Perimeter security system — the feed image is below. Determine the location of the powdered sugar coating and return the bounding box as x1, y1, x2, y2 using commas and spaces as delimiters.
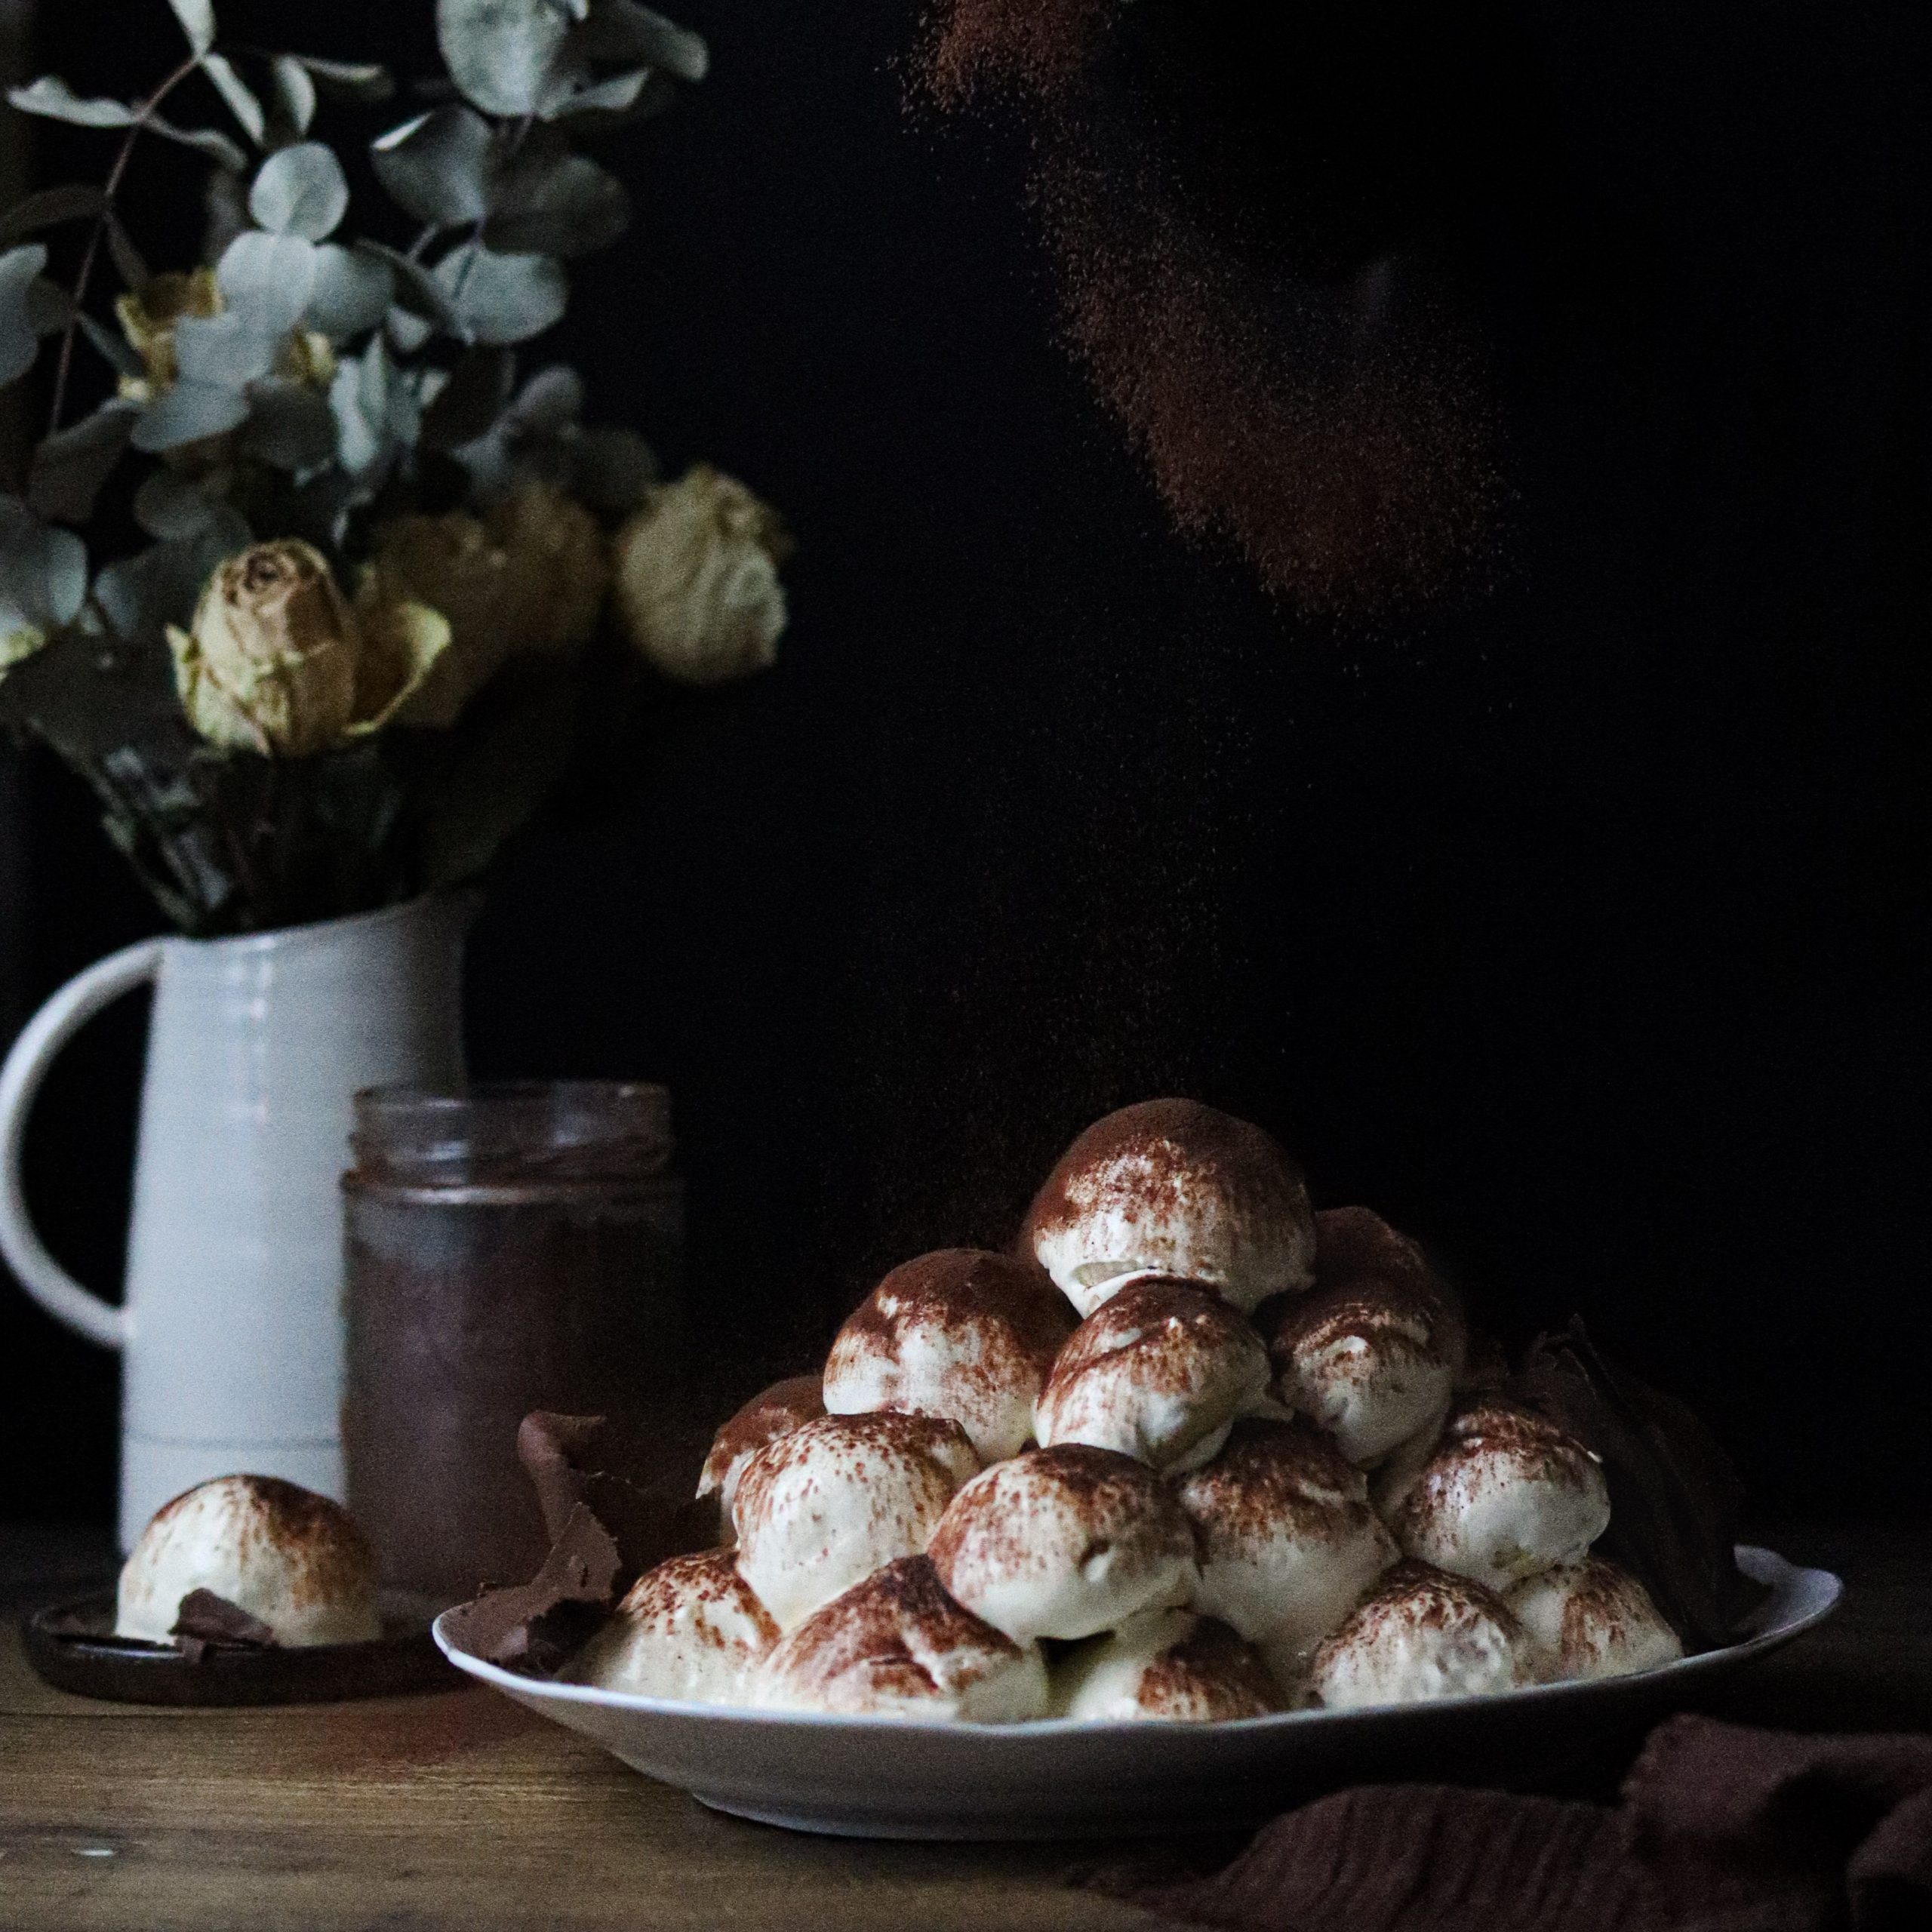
1173, 1417, 1397, 1671
754, 1555, 1048, 1721
1051, 1609, 1283, 1721
1308, 1561, 1527, 1708
568, 1549, 779, 1703
823, 1249, 1076, 1461
1505, 1557, 1683, 1682
1034, 1277, 1276, 1472
732, 1411, 979, 1629
1023, 1100, 1315, 1317
928, 1444, 1197, 1642
1390, 1399, 1611, 1592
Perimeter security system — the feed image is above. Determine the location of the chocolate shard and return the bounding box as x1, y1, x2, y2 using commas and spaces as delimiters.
441, 1503, 623, 1675
515, 1411, 718, 1590
1508, 1319, 1768, 1652
171, 1589, 277, 1660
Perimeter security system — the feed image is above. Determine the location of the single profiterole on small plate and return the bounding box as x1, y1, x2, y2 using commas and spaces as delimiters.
434, 1098, 1842, 1837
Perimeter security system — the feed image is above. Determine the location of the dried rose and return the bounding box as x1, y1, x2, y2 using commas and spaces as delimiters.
167, 541, 449, 758
614, 466, 789, 686
363, 483, 610, 730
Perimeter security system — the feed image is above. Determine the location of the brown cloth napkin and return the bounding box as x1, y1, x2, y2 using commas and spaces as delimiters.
1104, 1716, 1932, 1932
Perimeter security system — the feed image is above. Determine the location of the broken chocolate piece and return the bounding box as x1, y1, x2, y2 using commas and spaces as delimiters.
1509, 1320, 1768, 1652
516, 1411, 718, 1590
441, 1503, 623, 1675
170, 1588, 277, 1661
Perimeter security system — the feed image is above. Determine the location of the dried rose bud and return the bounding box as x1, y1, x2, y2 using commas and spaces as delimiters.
168, 540, 448, 758
614, 465, 789, 685
365, 483, 610, 729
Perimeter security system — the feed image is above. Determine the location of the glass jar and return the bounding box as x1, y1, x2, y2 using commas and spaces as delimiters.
342, 1083, 687, 1600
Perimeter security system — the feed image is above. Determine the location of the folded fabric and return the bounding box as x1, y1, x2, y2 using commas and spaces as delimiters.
1101, 1715, 1932, 1932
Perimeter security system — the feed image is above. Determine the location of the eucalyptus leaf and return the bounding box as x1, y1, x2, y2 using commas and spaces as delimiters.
130, 378, 251, 453
0, 243, 48, 387
217, 229, 318, 335
249, 143, 349, 240
358, 241, 464, 335
135, 467, 242, 540
371, 106, 492, 229
0, 498, 88, 629
78, 312, 143, 377
293, 56, 395, 102
168, 0, 217, 57
486, 146, 628, 257
106, 214, 149, 293
174, 310, 280, 388
95, 528, 245, 641
200, 53, 266, 147
329, 353, 384, 473
266, 56, 318, 141
385, 304, 433, 354
540, 65, 649, 120
0, 184, 108, 247
577, 2, 708, 82
242, 380, 338, 471
435, 245, 565, 346
306, 243, 392, 337
28, 404, 137, 523
147, 115, 250, 173
419, 346, 514, 450
438, 0, 577, 116
8, 78, 138, 129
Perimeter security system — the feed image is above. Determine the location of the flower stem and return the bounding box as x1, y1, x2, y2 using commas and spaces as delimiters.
47, 52, 205, 438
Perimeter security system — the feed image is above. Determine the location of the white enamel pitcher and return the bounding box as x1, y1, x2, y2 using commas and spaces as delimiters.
0, 896, 472, 1550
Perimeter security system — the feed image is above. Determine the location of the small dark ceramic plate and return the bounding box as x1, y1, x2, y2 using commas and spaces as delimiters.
22, 1590, 460, 1706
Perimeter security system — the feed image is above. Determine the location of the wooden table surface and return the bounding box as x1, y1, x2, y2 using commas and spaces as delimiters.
2, 1522, 1927, 1932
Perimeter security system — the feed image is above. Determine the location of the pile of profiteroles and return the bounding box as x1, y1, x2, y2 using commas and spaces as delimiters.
568, 1099, 1684, 1721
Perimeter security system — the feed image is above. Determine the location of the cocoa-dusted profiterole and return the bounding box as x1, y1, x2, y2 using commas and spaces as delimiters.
115, 1474, 381, 1648
753, 1555, 1049, 1721
694, 1375, 826, 1522
1022, 1099, 1316, 1317
1504, 1557, 1682, 1683
731, 1411, 978, 1629
1032, 1275, 1277, 1472
1307, 1561, 1528, 1709
822, 1249, 1076, 1462
1050, 1608, 1284, 1722
928, 1444, 1197, 1643
568, 1549, 780, 1701
1268, 1207, 1469, 1468
1389, 1399, 1612, 1592
1173, 1417, 1398, 1676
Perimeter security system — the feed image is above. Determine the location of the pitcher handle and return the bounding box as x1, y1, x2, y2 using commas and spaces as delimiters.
0, 939, 165, 1349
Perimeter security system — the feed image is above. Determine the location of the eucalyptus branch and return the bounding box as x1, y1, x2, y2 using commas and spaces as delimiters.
48, 52, 205, 436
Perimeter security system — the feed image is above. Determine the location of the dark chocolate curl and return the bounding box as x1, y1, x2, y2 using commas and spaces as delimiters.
1509, 1320, 1767, 1652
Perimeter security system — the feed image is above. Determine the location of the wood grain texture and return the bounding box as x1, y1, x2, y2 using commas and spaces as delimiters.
2, 1524, 1927, 1931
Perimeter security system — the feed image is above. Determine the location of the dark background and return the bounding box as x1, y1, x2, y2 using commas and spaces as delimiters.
2, 1, 1926, 1526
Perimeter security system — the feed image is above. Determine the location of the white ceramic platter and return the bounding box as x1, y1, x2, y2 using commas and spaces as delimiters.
434, 1545, 1840, 1840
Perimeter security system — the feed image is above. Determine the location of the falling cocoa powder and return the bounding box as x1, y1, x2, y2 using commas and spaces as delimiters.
915, 0, 1508, 615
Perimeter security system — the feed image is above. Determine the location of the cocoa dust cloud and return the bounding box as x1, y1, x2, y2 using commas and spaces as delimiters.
918, 0, 1515, 617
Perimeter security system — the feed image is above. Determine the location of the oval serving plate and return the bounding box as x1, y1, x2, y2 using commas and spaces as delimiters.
24, 1589, 460, 1706
433, 1544, 1841, 1840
